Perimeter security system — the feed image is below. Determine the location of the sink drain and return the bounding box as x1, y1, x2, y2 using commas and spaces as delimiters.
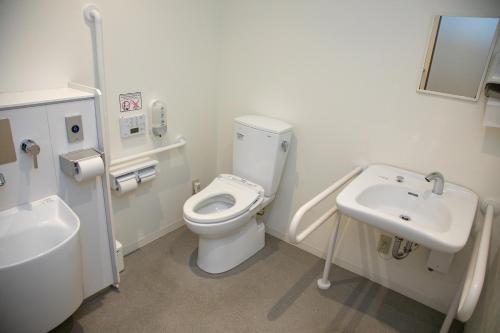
399, 214, 411, 222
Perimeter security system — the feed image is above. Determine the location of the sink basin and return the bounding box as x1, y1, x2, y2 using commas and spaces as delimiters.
336, 165, 478, 253
0, 195, 83, 333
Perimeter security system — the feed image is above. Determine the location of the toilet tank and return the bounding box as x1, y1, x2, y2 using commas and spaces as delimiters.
233, 115, 292, 197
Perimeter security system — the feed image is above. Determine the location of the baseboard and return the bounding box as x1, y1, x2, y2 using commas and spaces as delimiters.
123, 220, 185, 255
266, 226, 325, 258
265, 226, 446, 313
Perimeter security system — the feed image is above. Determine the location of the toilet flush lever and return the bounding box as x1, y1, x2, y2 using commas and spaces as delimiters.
281, 140, 289, 152
21, 139, 40, 169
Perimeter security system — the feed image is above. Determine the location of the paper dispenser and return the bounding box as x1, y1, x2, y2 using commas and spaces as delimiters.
484, 52, 500, 128
485, 52, 500, 98
59, 148, 105, 182
109, 158, 158, 194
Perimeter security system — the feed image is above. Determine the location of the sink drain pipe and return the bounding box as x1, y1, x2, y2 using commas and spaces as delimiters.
392, 236, 418, 260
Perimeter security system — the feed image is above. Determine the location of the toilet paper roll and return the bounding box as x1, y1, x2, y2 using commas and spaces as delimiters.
138, 167, 156, 184
75, 156, 105, 182
117, 177, 138, 194
139, 174, 156, 184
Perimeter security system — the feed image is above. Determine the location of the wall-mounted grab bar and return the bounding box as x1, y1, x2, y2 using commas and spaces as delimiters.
440, 200, 498, 333
289, 167, 363, 243
458, 203, 495, 321
288, 166, 363, 289
80, 4, 121, 286
110, 136, 186, 166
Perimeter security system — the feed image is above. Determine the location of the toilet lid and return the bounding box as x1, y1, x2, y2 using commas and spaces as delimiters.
183, 174, 264, 224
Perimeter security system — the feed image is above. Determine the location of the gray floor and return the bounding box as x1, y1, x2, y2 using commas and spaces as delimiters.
53, 227, 463, 333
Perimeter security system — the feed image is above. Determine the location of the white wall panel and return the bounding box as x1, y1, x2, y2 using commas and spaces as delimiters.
0, 97, 114, 298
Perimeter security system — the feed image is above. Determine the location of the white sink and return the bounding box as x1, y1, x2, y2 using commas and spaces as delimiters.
0, 195, 83, 333
336, 164, 478, 253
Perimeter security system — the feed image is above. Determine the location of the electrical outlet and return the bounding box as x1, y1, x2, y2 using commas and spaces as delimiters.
378, 234, 393, 254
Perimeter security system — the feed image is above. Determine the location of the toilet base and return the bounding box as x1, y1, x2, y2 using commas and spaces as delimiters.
197, 218, 265, 274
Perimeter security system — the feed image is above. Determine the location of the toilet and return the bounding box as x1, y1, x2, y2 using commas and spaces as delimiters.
183, 115, 292, 273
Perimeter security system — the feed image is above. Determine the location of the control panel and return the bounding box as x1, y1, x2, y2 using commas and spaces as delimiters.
65, 115, 84, 143
119, 114, 145, 138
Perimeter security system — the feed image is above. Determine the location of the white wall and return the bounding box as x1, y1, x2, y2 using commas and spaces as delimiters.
215, 0, 500, 312
0, 0, 222, 253
3, 0, 500, 321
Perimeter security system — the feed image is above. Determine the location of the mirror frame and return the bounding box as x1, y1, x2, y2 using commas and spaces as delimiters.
417, 15, 500, 102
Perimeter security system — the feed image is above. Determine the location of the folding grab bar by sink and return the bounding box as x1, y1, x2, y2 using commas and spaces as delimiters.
440, 200, 498, 333
289, 164, 497, 331
288, 166, 363, 289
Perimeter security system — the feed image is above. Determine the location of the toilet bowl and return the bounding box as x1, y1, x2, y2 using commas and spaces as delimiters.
183, 174, 266, 273
183, 115, 292, 274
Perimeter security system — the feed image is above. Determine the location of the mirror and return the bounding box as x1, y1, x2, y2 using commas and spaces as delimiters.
418, 16, 499, 101
0, 119, 17, 165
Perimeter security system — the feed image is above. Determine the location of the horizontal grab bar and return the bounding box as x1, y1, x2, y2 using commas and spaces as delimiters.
110, 136, 186, 166
288, 166, 363, 244
295, 206, 339, 243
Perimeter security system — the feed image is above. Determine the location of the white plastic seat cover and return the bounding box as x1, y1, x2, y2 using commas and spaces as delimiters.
183, 174, 264, 224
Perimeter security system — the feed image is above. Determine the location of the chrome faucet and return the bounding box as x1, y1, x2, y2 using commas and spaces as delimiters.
21, 139, 40, 169
425, 171, 444, 195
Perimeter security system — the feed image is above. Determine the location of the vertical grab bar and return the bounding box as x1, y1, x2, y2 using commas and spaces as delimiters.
83, 5, 120, 286
288, 166, 363, 289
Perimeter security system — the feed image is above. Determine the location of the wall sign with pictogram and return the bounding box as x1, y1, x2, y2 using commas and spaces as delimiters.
119, 92, 142, 112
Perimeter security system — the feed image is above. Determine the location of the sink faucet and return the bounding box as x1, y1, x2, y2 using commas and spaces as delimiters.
21, 139, 40, 169
425, 171, 444, 195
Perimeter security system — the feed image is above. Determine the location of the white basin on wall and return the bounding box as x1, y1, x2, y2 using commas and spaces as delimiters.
337, 164, 478, 253
0, 195, 83, 333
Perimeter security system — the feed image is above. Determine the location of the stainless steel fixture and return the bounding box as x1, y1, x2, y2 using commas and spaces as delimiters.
59, 148, 104, 178
425, 171, 444, 195
21, 139, 40, 169
392, 236, 418, 260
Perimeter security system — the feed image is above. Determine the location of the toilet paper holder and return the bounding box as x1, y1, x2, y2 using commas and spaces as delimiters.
109, 158, 159, 191
59, 148, 104, 178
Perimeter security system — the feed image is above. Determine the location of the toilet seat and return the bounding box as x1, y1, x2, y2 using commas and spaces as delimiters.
183, 174, 264, 224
